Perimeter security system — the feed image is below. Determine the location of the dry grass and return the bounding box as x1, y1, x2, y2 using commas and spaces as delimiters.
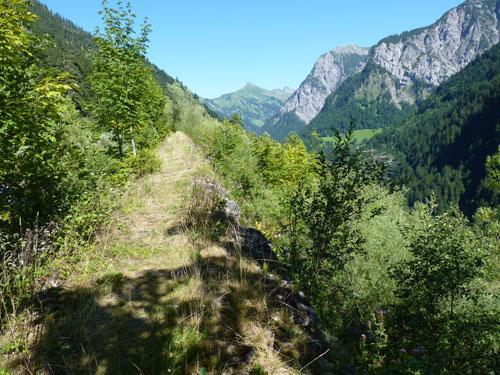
1, 132, 313, 374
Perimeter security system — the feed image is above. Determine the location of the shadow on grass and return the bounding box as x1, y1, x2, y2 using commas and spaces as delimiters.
21, 253, 279, 374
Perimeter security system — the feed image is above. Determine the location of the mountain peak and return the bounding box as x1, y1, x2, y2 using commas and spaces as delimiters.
243, 82, 259, 88
204, 83, 294, 132
330, 45, 370, 55
263, 44, 370, 131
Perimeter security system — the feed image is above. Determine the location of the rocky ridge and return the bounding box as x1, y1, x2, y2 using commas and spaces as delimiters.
274, 45, 369, 125
262, 46, 369, 138
371, 0, 499, 88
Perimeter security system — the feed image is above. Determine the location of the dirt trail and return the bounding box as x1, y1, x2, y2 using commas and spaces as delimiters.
92, 131, 206, 278
2, 132, 306, 374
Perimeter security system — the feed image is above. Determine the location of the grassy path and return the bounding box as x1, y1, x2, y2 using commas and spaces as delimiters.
2, 132, 304, 374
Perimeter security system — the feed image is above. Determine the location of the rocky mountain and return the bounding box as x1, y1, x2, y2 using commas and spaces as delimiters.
261, 45, 369, 140
204, 83, 294, 132
369, 41, 500, 215
269, 0, 500, 140
370, 0, 499, 87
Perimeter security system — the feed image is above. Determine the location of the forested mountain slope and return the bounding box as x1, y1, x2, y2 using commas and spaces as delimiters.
30, 0, 176, 95
369, 42, 500, 215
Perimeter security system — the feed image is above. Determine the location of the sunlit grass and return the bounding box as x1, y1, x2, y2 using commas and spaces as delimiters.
322, 128, 383, 143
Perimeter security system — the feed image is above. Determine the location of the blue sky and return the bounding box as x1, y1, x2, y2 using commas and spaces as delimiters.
40, 0, 463, 98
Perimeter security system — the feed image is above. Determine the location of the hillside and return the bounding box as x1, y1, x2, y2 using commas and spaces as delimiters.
270, 0, 500, 139
369, 42, 500, 215
306, 63, 420, 135
204, 83, 293, 133
1, 1, 498, 373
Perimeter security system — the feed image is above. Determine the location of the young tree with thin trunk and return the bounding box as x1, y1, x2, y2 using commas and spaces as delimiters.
89, 0, 165, 158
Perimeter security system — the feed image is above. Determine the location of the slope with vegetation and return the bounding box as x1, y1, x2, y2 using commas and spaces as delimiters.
307, 63, 422, 135
369, 42, 500, 215
29, 0, 177, 99
2, 130, 327, 373
205, 82, 293, 133
0, 0, 169, 349
170, 85, 500, 373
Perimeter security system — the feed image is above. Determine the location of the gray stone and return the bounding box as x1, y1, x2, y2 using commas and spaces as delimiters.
267, 45, 369, 127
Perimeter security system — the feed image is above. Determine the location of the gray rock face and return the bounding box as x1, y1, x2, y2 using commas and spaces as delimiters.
268, 45, 369, 126
370, 0, 499, 89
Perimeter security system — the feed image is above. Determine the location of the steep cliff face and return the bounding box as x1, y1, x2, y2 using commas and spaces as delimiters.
371, 0, 499, 87
261, 46, 369, 140
271, 0, 500, 139
277, 46, 369, 124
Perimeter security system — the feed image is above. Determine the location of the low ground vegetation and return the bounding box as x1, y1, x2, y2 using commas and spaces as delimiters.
170, 83, 499, 372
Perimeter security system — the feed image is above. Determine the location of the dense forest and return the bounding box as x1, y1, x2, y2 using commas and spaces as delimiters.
0, 0, 498, 373
369, 42, 500, 215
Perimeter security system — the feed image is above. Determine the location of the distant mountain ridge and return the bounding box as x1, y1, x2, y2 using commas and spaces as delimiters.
204, 83, 294, 132
266, 0, 500, 140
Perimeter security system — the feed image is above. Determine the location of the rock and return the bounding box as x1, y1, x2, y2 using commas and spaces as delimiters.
263, 45, 369, 135
192, 178, 241, 224
199, 178, 326, 339
239, 227, 279, 266
224, 199, 241, 222
370, 0, 499, 88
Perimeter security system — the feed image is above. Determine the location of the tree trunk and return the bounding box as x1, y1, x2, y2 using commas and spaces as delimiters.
118, 133, 123, 158
130, 127, 136, 156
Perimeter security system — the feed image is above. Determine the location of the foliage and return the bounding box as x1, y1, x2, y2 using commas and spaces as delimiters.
389, 205, 497, 372
88, 0, 166, 157
279, 128, 385, 328
0, 0, 170, 329
29, 0, 94, 109
0, 0, 73, 226
29, 0, 176, 102
142, 57, 499, 373
1, 1, 497, 372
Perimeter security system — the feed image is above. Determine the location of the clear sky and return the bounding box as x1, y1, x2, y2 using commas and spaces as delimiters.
40, 0, 463, 98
